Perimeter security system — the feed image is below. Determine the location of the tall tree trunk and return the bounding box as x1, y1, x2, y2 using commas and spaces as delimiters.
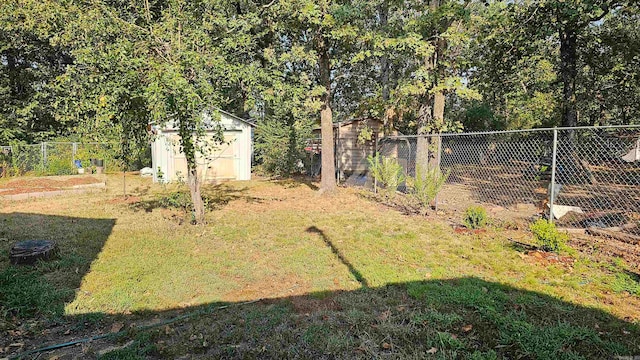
416, 99, 433, 173
187, 164, 205, 224
430, 89, 445, 169
318, 36, 336, 193
559, 26, 578, 128
557, 25, 594, 184
379, 1, 392, 135
416, 2, 446, 174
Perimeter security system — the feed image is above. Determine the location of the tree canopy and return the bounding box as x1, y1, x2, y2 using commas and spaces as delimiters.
1, 0, 639, 218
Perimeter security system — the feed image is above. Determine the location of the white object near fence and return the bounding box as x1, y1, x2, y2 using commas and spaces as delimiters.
621, 138, 640, 162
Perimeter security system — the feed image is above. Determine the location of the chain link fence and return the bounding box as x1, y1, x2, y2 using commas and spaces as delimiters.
346, 125, 640, 234
0, 142, 122, 177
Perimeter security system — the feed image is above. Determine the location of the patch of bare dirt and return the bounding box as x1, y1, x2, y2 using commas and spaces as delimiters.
0, 176, 102, 192
453, 226, 487, 235
107, 195, 142, 205
522, 250, 575, 267
286, 294, 343, 314
572, 235, 640, 273
0, 187, 58, 195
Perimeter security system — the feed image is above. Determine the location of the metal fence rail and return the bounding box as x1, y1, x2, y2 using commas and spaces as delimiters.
363, 125, 640, 231
0, 142, 121, 177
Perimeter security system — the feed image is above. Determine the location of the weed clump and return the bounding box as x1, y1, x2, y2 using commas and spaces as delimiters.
463, 206, 487, 229
367, 154, 405, 197
530, 219, 569, 253
406, 166, 449, 213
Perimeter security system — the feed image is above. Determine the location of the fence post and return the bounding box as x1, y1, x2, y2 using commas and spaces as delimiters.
373, 134, 378, 194
41, 142, 47, 169
72, 142, 77, 164
549, 128, 558, 223
435, 133, 442, 212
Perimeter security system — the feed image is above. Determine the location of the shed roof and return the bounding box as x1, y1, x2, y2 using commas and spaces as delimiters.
154, 108, 255, 131
312, 117, 388, 131
217, 109, 256, 127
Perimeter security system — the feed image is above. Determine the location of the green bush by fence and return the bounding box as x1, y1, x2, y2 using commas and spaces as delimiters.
0, 142, 123, 176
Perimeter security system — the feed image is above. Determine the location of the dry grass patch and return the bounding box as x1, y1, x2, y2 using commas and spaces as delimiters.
0, 174, 639, 359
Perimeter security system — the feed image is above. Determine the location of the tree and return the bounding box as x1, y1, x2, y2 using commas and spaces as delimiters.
463, 1, 561, 130
0, 0, 72, 144
377, 0, 477, 169
578, 6, 640, 125
274, 0, 367, 193
541, 0, 622, 127
466, 1, 635, 129
56, 0, 264, 223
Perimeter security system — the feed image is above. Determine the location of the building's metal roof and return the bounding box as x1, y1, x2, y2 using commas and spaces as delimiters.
154, 108, 255, 131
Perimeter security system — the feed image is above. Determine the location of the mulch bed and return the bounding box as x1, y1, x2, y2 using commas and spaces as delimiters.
453, 226, 487, 235
523, 250, 576, 267
0, 176, 103, 195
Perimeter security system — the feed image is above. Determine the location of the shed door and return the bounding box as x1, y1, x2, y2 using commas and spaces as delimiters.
202, 131, 241, 181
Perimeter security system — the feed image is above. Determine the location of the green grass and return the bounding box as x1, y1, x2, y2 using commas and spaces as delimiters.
1, 175, 639, 358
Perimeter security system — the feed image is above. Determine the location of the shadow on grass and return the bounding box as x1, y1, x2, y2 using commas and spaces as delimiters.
6, 278, 639, 359
306, 226, 369, 287
129, 183, 264, 213
505, 238, 539, 253
0, 213, 115, 320
2, 215, 640, 359
269, 176, 319, 191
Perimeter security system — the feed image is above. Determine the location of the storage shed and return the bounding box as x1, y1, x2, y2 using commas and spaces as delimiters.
311, 117, 398, 174
151, 110, 254, 183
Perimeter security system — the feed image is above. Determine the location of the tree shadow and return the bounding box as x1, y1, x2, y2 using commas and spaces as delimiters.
7, 277, 640, 359
129, 183, 264, 213
306, 226, 369, 287
0, 213, 115, 320
3, 215, 640, 359
269, 176, 319, 191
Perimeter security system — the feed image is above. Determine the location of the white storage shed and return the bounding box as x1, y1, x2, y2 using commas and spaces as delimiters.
151, 110, 254, 183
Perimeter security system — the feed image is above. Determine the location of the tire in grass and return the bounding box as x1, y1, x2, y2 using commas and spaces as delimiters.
9, 240, 58, 265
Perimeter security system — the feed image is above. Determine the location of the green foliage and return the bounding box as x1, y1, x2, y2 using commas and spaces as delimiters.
42, 155, 75, 175
356, 125, 373, 145
0, 0, 71, 144
254, 117, 313, 177
610, 271, 640, 296
0, 266, 65, 319
157, 191, 203, 213
463, 206, 487, 230
406, 166, 450, 212
529, 219, 569, 253
367, 154, 405, 197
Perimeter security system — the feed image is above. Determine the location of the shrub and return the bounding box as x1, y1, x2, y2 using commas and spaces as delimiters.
254, 117, 313, 176
159, 191, 193, 211
464, 206, 487, 229
367, 154, 405, 197
43, 155, 76, 175
406, 166, 450, 211
529, 219, 569, 253
156, 191, 218, 213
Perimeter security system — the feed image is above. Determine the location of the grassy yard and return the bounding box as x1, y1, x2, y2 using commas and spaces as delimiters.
1, 174, 639, 359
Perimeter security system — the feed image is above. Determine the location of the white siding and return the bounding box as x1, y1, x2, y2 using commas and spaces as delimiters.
151, 112, 253, 183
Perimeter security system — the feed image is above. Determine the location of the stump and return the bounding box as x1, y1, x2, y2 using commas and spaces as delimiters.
9, 240, 58, 265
